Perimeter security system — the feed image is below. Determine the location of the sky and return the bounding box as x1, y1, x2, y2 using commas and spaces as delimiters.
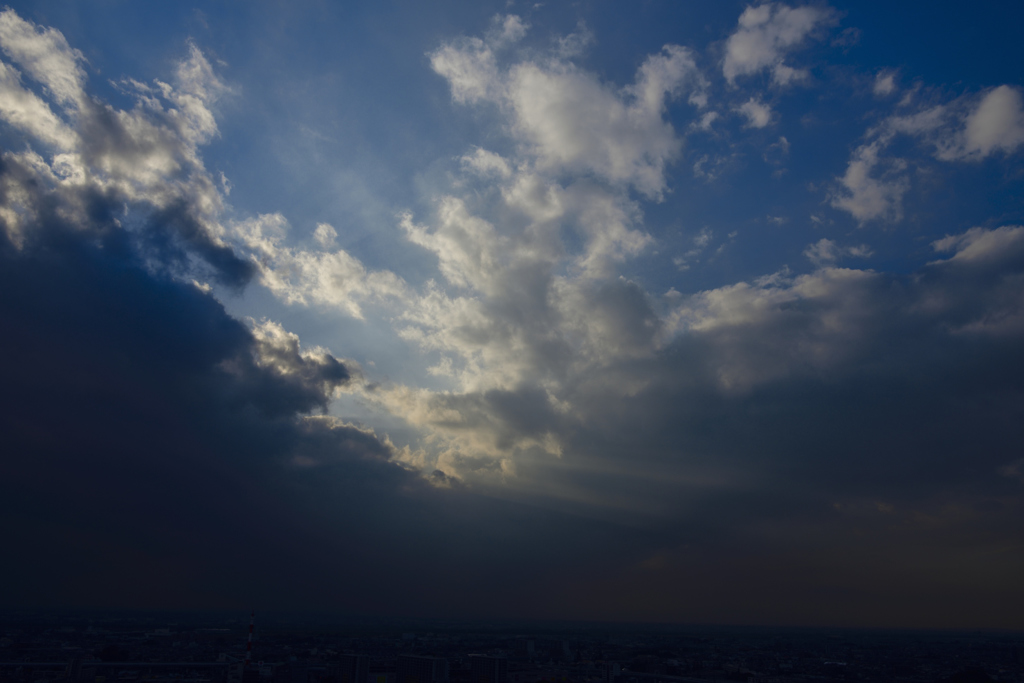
1, 0, 1023, 629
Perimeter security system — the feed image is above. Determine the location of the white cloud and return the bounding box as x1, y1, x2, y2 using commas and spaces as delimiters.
0, 9, 86, 108
873, 70, 896, 97
959, 85, 1024, 159
0, 9, 89, 151
313, 222, 337, 248
692, 111, 719, 131
722, 3, 834, 86
461, 147, 512, 178
878, 86, 1024, 164
770, 63, 808, 86
431, 22, 707, 199
736, 97, 772, 128
830, 141, 908, 223
427, 14, 528, 106
630, 43, 708, 110
832, 85, 1024, 222
930, 225, 1024, 264
506, 49, 689, 199
492, 14, 529, 46
430, 37, 500, 105
233, 213, 409, 319
554, 23, 594, 59
803, 238, 873, 266
158, 41, 231, 148
0, 59, 76, 149
401, 198, 504, 293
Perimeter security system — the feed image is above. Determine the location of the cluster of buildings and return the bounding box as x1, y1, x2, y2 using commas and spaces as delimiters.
1, 614, 1022, 683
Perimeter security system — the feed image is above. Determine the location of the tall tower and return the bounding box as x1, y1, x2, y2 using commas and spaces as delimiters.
241, 613, 259, 683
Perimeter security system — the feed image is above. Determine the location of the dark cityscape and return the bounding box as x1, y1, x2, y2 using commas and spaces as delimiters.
1, 614, 1022, 683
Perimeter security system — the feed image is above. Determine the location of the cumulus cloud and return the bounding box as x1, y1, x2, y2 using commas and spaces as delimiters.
692, 110, 719, 131
395, 214, 1024, 509
833, 85, 1024, 222
803, 238, 873, 266
873, 70, 897, 97
374, 19, 1024, 527
736, 96, 773, 128
0, 59, 76, 149
233, 213, 408, 319
429, 39, 500, 105
505, 52, 688, 199
461, 147, 513, 178
830, 142, 908, 223
951, 85, 1024, 160
0, 9, 86, 108
364, 21, 717, 432
431, 21, 707, 199
722, 3, 834, 86
931, 225, 1024, 264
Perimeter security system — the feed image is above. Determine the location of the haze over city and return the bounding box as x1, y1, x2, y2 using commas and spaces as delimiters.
1, 0, 1023, 633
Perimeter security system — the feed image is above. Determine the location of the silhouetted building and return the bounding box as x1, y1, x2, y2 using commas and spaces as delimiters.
279, 664, 309, 683
397, 656, 449, 683
66, 658, 94, 683
368, 663, 395, 683
469, 656, 506, 683
512, 640, 535, 661
242, 665, 261, 683
330, 655, 369, 683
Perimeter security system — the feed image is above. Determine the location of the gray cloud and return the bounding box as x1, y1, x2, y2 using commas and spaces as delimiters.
722, 3, 835, 86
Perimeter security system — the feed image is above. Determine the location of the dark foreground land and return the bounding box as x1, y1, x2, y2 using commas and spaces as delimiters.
0, 613, 1020, 683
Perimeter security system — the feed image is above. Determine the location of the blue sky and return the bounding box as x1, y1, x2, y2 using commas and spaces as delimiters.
1, 1, 1024, 626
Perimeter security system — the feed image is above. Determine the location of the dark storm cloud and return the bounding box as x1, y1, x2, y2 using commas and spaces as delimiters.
0, 15, 639, 618
0, 150, 361, 595
142, 199, 256, 288
0, 149, 634, 616
497, 241, 1024, 626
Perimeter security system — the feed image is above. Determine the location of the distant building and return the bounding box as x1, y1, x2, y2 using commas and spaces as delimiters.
396, 656, 449, 683
512, 641, 535, 661
241, 665, 261, 683
278, 664, 309, 683
66, 658, 96, 683
367, 663, 395, 683
330, 655, 369, 683
469, 656, 506, 683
